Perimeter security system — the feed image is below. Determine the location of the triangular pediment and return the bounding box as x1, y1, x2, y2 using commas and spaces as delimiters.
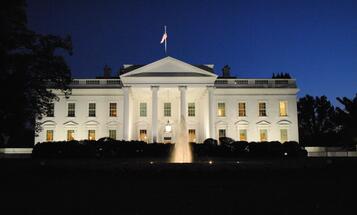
235, 120, 249, 126
256, 120, 271, 126
120, 56, 217, 78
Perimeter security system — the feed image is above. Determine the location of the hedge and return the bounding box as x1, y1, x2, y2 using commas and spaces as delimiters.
32, 138, 307, 159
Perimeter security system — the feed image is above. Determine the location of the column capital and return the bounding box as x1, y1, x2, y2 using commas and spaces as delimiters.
207, 86, 215, 92
123, 86, 131, 92
178, 85, 187, 91
151, 86, 160, 91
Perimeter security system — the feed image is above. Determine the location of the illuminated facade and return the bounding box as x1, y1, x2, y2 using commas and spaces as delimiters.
35, 56, 299, 144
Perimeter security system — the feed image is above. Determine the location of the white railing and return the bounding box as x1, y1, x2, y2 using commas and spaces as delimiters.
70, 79, 122, 88
214, 79, 297, 88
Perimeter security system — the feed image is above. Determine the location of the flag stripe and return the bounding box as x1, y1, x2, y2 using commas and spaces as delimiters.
160, 32, 167, 44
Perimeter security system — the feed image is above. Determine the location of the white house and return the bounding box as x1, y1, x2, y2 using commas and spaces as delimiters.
35, 56, 299, 144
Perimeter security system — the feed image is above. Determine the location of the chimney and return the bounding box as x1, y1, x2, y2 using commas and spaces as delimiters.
103, 65, 111, 78
222, 65, 231, 77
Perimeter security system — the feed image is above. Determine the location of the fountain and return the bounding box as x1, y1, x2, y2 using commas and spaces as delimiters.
171, 116, 192, 163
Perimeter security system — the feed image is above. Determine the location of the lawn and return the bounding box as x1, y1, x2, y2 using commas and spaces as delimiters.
0, 157, 356, 214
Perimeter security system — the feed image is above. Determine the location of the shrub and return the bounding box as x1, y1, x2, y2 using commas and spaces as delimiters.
203, 138, 218, 146
32, 140, 173, 159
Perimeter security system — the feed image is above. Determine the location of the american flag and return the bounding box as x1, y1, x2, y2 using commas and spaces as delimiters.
160, 29, 167, 44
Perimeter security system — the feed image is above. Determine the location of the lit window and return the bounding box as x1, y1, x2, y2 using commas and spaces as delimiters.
188, 129, 196, 142
140, 102, 147, 117
67, 130, 75, 141
165, 121, 172, 133
239, 129, 247, 141
279, 101, 288, 117
164, 103, 171, 117
238, 102, 246, 117
259, 102, 267, 117
139, 130, 147, 142
46, 103, 54, 117
280, 129, 288, 143
260, 129, 268, 142
67, 103, 75, 117
88, 103, 96, 117
109, 130, 116, 140
88, 130, 96, 140
217, 102, 225, 117
188, 103, 195, 117
218, 129, 226, 138
109, 103, 117, 117
46, 130, 53, 142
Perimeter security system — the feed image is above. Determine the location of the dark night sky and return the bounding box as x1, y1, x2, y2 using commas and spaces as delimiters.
27, 0, 357, 102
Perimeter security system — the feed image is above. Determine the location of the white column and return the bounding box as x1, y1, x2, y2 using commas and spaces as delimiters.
208, 86, 216, 139
123, 86, 130, 140
179, 86, 187, 121
151, 86, 159, 143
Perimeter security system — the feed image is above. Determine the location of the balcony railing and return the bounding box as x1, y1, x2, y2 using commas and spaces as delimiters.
214, 79, 297, 88
69, 79, 122, 88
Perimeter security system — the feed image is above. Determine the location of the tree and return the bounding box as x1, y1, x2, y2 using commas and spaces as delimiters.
336, 94, 357, 147
0, 0, 72, 146
297, 95, 337, 146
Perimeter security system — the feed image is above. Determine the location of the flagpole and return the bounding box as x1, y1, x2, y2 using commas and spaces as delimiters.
164, 25, 167, 55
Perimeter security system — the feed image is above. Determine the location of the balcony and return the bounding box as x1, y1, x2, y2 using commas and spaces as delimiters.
214, 79, 297, 88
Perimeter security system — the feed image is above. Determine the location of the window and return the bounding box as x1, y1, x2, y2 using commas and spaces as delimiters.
67, 130, 75, 141
67, 103, 75, 117
88, 103, 96, 117
218, 129, 226, 138
164, 103, 171, 117
139, 130, 147, 142
279, 101, 288, 117
109, 103, 117, 117
109, 130, 116, 140
280, 129, 288, 143
239, 129, 247, 141
260, 129, 268, 142
259, 102, 267, 117
140, 102, 147, 117
238, 102, 246, 117
188, 129, 196, 142
88, 130, 96, 140
188, 103, 195, 117
46, 130, 53, 142
46, 103, 54, 117
217, 102, 225, 117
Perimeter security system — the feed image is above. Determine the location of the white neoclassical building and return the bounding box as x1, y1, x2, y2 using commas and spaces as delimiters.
35, 56, 299, 144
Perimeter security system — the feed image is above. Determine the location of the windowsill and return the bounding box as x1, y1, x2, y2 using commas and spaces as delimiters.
67, 116, 76, 118
258, 115, 268, 117
279, 115, 288, 117
238, 115, 247, 118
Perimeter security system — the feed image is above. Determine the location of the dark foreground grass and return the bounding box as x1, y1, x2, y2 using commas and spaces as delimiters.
0, 158, 356, 215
